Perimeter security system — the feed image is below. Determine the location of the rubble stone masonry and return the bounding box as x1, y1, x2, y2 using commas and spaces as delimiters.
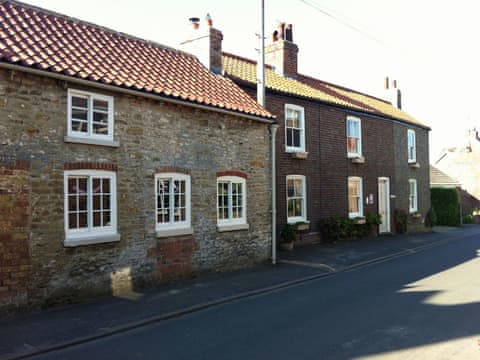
0, 68, 272, 311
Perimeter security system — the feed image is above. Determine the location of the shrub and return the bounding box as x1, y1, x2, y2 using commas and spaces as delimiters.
394, 209, 408, 233
431, 188, 461, 226
463, 214, 474, 224
280, 223, 296, 243
319, 214, 381, 242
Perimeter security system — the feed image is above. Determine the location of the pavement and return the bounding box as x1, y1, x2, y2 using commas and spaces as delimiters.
0, 225, 474, 360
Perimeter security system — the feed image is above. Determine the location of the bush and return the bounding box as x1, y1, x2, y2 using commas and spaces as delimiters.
431, 188, 461, 226
394, 209, 408, 234
463, 214, 474, 224
319, 214, 381, 243
280, 223, 296, 243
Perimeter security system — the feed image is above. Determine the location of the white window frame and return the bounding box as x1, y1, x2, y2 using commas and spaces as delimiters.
346, 116, 362, 158
285, 104, 306, 153
64, 170, 118, 246
407, 129, 416, 163
155, 173, 191, 233
67, 89, 114, 142
217, 176, 247, 227
409, 179, 418, 213
348, 176, 364, 218
286, 175, 307, 223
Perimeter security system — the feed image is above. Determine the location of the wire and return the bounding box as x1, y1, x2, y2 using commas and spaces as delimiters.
299, 0, 387, 47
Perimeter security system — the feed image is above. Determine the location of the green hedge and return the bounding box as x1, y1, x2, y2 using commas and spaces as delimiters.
431, 188, 461, 226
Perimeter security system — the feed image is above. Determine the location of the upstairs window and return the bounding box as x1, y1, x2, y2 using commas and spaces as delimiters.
409, 179, 418, 213
346, 116, 362, 157
348, 176, 363, 218
285, 104, 305, 152
217, 176, 247, 226
407, 129, 416, 163
67, 89, 114, 141
155, 173, 191, 231
286, 175, 307, 223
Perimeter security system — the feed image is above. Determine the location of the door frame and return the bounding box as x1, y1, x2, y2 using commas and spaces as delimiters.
378, 177, 391, 233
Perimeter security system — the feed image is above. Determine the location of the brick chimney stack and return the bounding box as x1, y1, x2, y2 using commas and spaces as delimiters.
180, 14, 223, 74
265, 23, 299, 78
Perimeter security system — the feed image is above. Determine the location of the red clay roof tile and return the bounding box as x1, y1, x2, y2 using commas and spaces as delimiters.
0, 1, 274, 121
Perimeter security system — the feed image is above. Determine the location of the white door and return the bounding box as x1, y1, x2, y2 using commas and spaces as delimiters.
378, 177, 391, 233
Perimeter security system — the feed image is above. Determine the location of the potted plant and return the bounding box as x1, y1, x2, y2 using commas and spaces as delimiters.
279, 223, 296, 251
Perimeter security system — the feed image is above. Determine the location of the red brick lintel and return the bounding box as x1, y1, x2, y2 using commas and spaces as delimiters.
155, 167, 190, 175
216, 170, 248, 179
64, 162, 117, 171
0, 158, 30, 170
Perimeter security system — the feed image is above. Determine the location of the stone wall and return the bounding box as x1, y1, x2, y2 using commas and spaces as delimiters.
0, 68, 272, 311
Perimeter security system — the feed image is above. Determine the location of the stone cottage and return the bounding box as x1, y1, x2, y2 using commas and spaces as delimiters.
0, 1, 276, 312
189, 21, 431, 242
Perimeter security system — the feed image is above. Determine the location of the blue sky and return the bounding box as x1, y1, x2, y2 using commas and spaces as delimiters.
22, 0, 480, 157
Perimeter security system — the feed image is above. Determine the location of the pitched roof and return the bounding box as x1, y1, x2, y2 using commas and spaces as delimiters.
223, 52, 428, 128
430, 165, 460, 187
0, 1, 274, 121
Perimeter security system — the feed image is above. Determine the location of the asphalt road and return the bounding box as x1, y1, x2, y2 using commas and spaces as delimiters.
32, 231, 480, 360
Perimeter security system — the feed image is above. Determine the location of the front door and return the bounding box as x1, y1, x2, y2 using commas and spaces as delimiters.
378, 177, 391, 233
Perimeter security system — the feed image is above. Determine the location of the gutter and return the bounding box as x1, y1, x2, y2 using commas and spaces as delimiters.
0, 62, 276, 125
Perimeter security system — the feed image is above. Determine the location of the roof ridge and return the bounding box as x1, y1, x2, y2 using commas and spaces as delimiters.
298, 73, 390, 105
223, 51, 390, 105
222, 51, 273, 70
2, 0, 197, 59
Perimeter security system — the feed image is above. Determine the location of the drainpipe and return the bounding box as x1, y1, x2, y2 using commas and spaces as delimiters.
270, 124, 279, 264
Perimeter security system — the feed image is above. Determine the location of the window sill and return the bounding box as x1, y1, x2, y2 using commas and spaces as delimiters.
156, 227, 194, 238
409, 162, 420, 169
349, 156, 365, 164
64, 233, 121, 247
290, 151, 308, 159
217, 223, 250, 232
64, 136, 120, 148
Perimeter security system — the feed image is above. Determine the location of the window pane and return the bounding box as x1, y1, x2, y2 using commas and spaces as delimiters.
68, 195, 77, 211
72, 108, 88, 121
347, 137, 357, 153
71, 120, 87, 133
93, 123, 108, 135
103, 211, 111, 226
78, 195, 87, 211
93, 111, 109, 124
287, 180, 295, 197
93, 211, 101, 227
102, 179, 110, 194
103, 195, 110, 210
72, 96, 88, 108
294, 179, 303, 196
92, 178, 101, 193
93, 99, 109, 112
78, 211, 88, 228
93, 195, 101, 211
68, 212, 77, 229
288, 199, 295, 217
293, 129, 300, 147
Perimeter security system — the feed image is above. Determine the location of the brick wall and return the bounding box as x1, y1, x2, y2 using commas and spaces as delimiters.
0, 158, 31, 312
241, 86, 397, 242
393, 122, 430, 232
0, 68, 272, 311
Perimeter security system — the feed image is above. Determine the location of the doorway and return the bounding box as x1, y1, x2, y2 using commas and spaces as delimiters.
378, 177, 391, 233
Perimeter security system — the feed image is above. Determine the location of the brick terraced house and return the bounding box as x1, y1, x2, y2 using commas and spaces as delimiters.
0, 1, 277, 312
192, 21, 431, 243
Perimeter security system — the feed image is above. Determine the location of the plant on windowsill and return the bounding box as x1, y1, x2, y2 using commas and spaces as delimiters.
279, 223, 296, 251
352, 216, 366, 225
295, 221, 310, 231
411, 211, 422, 219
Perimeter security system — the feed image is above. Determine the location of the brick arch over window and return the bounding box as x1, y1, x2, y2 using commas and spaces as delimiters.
64, 162, 117, 171
216, 170, 248, 179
